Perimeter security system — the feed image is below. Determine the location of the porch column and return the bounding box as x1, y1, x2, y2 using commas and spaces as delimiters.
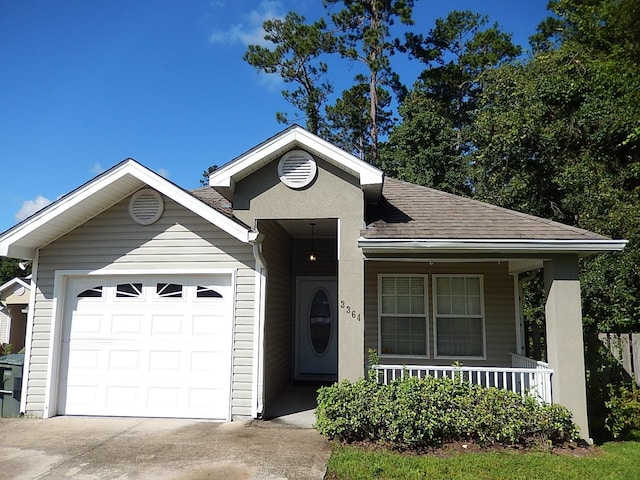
338, 220, 365, 381
543, 254, 590, 440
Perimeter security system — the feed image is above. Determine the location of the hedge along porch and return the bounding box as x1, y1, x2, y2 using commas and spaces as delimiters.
0, 125, 626, 441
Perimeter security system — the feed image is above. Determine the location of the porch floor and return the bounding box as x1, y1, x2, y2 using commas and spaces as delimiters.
262, 384, 323, 429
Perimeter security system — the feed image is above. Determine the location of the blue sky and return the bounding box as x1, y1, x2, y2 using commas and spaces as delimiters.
0, 0, 549, 234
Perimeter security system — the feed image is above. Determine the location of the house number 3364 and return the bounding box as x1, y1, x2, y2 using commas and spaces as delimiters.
340, 300, 361, 321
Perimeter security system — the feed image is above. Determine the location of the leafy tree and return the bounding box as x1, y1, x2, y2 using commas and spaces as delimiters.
326, 0, 415, 164
379, 90, 467, 194
322, 77, 393, 160
381, 10, 519, 194
0, 257, 27, 284
405, 10, 521, 153
471, 0, 640, 338
243, 12, 337, 134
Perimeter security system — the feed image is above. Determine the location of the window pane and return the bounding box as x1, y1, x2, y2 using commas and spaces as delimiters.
451, 277, 466, 296
467, 295, 481, 315
436, 277, 448, 295
411, 294, 425, 315
78, 286, 103, 298
156, 283, 183, 298
381, 316, 426, 355
436, 317, 483, 357
381, 277, 396, 296
410, 277, 424, 295
396, 295, 411, 314
466, 277, 480, 295
436, 294, 450, 315
381, 295, 395, 314
116, 283, 142, 298
196, 286, 222, 298
396, 277, 410, 293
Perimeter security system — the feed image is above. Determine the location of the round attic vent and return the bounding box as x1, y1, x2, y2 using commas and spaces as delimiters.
277, 150, 317, 189
129, 188, 164, 225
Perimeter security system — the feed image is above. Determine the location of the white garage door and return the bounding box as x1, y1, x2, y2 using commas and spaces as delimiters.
58, 275, 233, 420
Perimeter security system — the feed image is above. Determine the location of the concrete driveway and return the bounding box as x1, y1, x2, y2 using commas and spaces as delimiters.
0, 417, 331, 480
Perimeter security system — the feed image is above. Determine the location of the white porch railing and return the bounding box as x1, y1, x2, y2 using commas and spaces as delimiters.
373, 356, 553, 404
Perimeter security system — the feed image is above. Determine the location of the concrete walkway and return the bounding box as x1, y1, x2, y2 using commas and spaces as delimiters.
0, 416, 330, 480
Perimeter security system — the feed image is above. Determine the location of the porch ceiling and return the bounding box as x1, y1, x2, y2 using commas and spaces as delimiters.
273, 219, 337, 239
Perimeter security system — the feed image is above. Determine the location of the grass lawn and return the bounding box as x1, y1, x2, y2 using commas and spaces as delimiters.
325, 440, 640, 480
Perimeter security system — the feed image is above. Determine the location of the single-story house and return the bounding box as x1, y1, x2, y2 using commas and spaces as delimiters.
0, 276, 31, 352
0, 126, 626, 438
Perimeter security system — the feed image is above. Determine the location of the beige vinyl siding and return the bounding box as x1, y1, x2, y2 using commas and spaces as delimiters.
259, 220, 294, 410
365, 262, 516, 367
0, 313, 8, 344
26, 194, 255, 418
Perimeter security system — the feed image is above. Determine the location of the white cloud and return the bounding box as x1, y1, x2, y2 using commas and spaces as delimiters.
157, 168, 170, 179
209, 0, 284, 47
15, 195, 52, 222
91, 162, 104, 175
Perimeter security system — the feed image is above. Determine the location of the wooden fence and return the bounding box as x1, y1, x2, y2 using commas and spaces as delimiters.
598, 333, 640, 386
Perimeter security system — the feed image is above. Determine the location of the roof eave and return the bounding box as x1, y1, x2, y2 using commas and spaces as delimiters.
358, 238, 628, 255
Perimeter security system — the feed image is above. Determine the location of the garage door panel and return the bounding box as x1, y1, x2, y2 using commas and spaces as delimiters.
59, 275, 233, 420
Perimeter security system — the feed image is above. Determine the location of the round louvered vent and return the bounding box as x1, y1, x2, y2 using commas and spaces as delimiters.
277, 150, 317, 189
129, 188, 164, 225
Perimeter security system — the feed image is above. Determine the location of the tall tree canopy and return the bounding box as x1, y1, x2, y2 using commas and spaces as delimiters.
380, 10, 520, 195
326, 0, 414, 165
243, 12, 337, 134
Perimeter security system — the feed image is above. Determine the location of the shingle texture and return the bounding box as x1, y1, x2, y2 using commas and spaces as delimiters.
364, 177, 608, 240
189, 187, 252, 229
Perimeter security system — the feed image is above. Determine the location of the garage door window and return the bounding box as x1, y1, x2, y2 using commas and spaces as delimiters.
156, 283, 183, 298
77, 286, 103, 298
116, 283, 143, 298
196, 286, 223, 298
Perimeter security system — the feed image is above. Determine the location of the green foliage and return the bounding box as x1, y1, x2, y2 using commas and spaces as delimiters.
315, 376, 579, 450
322, 79, 393, 160
0, 343, 12, 356
326, 0, 415, 164
606, 384, 640, 439
0, 257, 25, 284
243, 12, 337, 134
199, 165, 218, 187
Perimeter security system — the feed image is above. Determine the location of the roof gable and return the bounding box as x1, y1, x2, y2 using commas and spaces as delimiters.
0, 277, 30, 295
208, 125, 383, 201
0, 159, 253, 259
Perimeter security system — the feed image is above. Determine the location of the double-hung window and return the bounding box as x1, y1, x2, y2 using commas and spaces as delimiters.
433, 275, 485, 358
379, 275, 428, 356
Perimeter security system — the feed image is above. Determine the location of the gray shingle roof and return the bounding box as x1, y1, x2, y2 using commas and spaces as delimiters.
363, 177, 608, 240
189, 187, 252, 229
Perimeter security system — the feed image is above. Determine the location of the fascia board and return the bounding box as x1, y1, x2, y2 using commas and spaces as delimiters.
358, 238, 628, 254
0, 161, 251, 258
209, 126, 383, 190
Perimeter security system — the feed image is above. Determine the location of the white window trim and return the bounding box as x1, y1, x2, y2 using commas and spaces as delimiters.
377, 273, 429, 359
432, 274, 487, 360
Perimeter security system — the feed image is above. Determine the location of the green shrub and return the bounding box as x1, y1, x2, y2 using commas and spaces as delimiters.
0, 343, 11, 356
605, 383, 640, 438
315, 375, 579, 450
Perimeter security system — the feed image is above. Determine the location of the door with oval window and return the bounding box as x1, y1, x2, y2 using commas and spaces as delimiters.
295, 277, 338, 381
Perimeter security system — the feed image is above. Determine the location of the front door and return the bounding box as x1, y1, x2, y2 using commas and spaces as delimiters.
295, 277, 338, 381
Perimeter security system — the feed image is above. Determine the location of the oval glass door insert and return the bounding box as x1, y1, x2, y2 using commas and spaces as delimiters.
309, 288, 332, 355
